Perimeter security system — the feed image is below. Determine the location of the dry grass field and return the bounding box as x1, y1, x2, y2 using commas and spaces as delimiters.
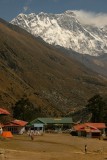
0, 133, 107, 160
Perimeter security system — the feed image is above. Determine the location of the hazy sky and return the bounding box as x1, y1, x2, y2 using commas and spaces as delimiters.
0, 0, 107, 22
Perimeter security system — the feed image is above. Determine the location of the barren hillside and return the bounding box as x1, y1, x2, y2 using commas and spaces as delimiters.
0, 19, 107, 117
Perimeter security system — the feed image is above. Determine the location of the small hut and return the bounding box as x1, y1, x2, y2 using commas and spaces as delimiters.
72, 123, 106, 138
3, 119, 28, 134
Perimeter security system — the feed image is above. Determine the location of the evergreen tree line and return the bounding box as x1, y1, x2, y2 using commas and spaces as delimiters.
86, 94, 107, 123
12, 94, 107, 123
12, 97, 43, 122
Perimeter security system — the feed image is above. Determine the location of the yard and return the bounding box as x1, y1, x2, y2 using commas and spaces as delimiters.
0, 133, 107, 160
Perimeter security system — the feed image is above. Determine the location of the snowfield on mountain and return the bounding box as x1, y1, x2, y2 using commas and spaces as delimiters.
11, 10, 107, 56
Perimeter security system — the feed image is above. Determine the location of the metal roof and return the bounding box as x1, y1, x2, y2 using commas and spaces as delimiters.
28, 117, 73, 126
74, 123, 106, 132
4, 119, 28, 127
0, 108, 10, 115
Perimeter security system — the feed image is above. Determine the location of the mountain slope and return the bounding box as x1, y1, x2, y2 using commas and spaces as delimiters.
0, 19, 107, 116
11, 11, 107, 56
55, 46, 107, 77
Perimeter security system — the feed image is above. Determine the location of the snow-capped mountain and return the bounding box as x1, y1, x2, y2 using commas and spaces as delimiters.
11, 11, 107, 56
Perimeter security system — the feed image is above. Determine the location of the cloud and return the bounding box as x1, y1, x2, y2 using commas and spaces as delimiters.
23, 6, 29, 12
73, 10, 107, 27
23, 0, 32, 13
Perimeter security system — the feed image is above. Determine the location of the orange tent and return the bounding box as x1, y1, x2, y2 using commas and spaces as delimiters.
2, 131, 13, 138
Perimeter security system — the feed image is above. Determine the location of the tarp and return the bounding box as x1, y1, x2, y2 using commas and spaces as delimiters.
2, 131, 13, 138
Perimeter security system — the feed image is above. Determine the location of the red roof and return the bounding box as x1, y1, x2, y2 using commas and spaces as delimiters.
4, 123, 19, 127
85, 123, 106, 129
73, 123, 106, 133
0, 123, 4, 127
4, 120, 28, 127
0, 108, 10, 115
12, 120, 28, 126
74, 124, 86, 131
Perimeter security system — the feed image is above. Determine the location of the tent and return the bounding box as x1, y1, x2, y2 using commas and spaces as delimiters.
2, 131, 13, 138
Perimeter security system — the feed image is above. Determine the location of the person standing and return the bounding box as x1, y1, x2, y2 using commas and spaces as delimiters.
0, 126, 3, 135
85, 144, 87, 153
30, 132, 34, 141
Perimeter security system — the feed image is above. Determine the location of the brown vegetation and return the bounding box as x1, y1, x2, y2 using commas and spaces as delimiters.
0, 19, 107, 117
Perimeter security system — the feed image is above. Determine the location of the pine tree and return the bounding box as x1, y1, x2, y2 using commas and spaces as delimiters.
12, 97, 39, 122
86, 94, 106, 122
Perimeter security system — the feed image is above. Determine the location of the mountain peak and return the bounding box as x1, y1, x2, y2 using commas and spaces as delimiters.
38, 12, 47, 15
11, 11, 107, 56
18, 13, 25, 17
64, 10, 76, 16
